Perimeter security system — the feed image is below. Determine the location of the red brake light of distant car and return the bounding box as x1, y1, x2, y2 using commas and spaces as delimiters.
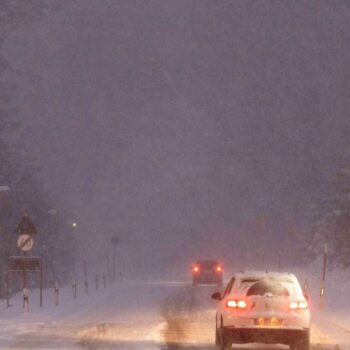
226, 299, 247, 309
216, 266, 222, 272
289, 301, 308, 310
193, 266, 199, 273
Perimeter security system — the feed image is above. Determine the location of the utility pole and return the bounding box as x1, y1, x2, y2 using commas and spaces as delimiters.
320, 243, 328, 309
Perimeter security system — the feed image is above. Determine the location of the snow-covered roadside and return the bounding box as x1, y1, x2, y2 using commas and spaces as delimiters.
0, 280, 140, 348
0, 280, 222, 349
324, 312, 350, 334
0, 280, 197, 349
292, 261, 350, 348
0, 274, 349, 349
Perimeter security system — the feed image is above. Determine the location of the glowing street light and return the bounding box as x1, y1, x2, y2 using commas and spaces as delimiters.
72, 222, 77, 228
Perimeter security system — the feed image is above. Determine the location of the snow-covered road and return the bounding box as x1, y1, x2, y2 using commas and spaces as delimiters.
0, 281, 348, 349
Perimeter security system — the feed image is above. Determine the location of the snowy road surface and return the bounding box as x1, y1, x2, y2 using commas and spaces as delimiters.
0, 281, 348, 349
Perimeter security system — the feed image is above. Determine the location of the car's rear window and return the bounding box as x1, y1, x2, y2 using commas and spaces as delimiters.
239, 278, 295, 297
198, 261, 217, 268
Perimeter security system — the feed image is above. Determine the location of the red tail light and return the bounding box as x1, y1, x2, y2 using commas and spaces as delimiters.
216, 266, 222, 272
289, 301, 308, 310
226, 299, 247, 309
193, 266, 199, 273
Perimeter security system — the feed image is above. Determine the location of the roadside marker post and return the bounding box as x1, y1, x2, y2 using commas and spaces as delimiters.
106, 254, 111, 281
23, 288, 29, 312
83, 259, 88, 294
103, 274, 106, 288
111, 236, 120, 281
54, 282, 59, 306
72, 279, 77, 299
320, 243, 328, 310
40, 264, 43, 308
95, 276, 99, 291
6, 267, 10, 308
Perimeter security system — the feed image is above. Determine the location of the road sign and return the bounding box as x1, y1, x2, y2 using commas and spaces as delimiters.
7, 256, 43, 308
8, 256, 42, 272
17, 234, 34, 252
16, 214, 37, 235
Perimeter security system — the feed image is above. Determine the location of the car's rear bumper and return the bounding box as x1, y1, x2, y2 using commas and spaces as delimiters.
224, 327, 309, 345
193, 274, 222, 285
225, 312, 310, 329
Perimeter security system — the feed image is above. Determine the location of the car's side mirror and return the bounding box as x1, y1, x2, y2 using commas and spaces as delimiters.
211, 292, 221, 300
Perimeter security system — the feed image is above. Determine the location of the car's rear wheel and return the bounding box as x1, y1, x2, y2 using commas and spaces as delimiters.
215, 316, 219, 345
215, 328, 220, 345
289, 330, 310, 350
216, 318, 232, 349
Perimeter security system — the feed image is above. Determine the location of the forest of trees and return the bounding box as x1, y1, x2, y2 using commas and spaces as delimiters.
0, 1, 76, 295
307, 161, 350, 269
0, 0, 349, 292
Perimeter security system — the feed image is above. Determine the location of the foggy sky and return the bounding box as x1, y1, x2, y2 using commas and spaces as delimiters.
3, 1, 350, 275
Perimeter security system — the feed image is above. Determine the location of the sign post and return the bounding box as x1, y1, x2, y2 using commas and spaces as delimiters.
7, 256, 43, 308
8, 213, 43, 309
17, 215, 36, 289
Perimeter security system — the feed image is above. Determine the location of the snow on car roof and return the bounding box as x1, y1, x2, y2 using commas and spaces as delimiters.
234, 270, 297, 281
231, 271, 304, 298
196, 260, 219, 265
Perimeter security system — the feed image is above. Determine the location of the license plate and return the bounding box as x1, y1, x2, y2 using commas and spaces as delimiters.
255, 318, 283, 327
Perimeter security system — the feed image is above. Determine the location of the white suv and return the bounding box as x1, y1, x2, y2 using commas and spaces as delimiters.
212, 271, 310, 350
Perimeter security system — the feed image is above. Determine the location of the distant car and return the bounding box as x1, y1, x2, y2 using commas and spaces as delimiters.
212, 271, 310, 350
192, 260, 223, 287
